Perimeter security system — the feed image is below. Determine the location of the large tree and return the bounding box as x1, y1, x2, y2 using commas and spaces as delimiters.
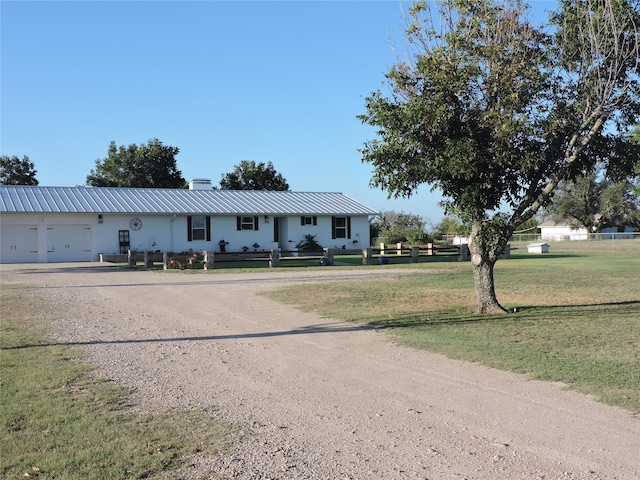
360, 0, 639, 313
630, 123, 640, 193
87, 139, 185, 188
219, 160, 289, 191
0, 155, 39, 185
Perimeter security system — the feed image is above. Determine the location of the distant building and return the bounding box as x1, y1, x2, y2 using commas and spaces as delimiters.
539, 220, 634, 241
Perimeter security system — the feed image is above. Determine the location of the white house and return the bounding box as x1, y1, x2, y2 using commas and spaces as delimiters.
539, 220, 588, 241
0, 180, 378, 263
539, 220, 635, 241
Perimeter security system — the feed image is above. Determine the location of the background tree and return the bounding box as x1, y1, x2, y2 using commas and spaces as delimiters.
513, 217, 540, 234
600, 180, 640, 229
371, 210, 431, 244
219, 160, 289, 191
360, 0, 639, 313
87, 139, 185, 188
0, 155, 39, 185
546, 173, 640, 232
430, 216, 472, 239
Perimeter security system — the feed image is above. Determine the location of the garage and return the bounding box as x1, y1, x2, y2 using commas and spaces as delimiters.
0, 224, 38, 263
46, 225, 92, 262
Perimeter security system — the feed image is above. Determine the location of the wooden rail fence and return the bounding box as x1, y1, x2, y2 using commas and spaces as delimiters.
98, 243, 482, 269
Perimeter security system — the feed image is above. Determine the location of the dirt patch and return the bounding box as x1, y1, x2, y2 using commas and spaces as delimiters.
2, 263, 639, 479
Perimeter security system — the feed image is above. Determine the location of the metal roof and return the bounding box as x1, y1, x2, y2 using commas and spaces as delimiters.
0, 186, 379, 216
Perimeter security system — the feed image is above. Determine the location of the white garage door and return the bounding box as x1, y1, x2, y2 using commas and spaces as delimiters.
47, 225, 92, 262
0, 225, 38, 263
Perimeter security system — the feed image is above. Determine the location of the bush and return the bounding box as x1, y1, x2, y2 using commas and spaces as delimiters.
295, 234, 323, 250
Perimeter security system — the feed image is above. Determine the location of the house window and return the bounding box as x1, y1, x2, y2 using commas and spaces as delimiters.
187, 216, 211, 242
301, 216, 317, 226
332, 216, 351, 239
237, 216, 259, 231
191, 216, 206, 240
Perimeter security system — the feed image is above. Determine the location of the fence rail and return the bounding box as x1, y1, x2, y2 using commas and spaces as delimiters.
98, 232, 639, 268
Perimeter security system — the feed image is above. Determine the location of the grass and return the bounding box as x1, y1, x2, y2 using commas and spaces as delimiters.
264, 250, 640, 412
3, 243, 636, 477
0, 287, 238, 480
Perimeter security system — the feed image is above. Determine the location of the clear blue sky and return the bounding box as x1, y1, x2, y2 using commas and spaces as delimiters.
1, 0, 555, 225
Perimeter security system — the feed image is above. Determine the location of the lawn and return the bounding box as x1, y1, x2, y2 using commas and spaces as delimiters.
264, 249, 640, 411
0, 287, 238, 480
3, 243, 636, 479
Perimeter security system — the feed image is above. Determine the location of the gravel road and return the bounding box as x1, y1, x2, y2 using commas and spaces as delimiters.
2, 263, 638, 479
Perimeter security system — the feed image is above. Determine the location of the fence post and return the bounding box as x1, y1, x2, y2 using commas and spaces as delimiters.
128, 249, 136, 267
396, 242, 403, 255
362, 247, 372, 265
143, 251, 154, 268
323, 248, 334, 265
458, 245, 470, 261
203, 251, 214, 270
410, 246, 419, 263
269, 248, 281, 268
163, 252, 169, 270
379, 242, 386, 255
427, 243, 434, 256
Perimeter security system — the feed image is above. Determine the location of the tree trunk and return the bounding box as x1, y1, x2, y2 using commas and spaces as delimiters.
470, 254, 506, 314
468, 223, 508, 315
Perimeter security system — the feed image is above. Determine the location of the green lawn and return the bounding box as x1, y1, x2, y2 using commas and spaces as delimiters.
264, 250, 640, 411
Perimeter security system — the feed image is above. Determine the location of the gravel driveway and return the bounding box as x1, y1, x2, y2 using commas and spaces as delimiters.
2, 263, 638, 479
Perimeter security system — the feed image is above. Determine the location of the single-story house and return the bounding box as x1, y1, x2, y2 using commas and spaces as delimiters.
539, 220, 634, 241
0, 179, 378, 263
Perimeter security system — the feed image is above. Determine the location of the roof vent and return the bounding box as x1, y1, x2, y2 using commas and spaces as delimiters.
189, 178, 213, 190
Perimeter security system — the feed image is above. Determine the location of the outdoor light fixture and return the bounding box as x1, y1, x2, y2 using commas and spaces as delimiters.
98, 214, 103, 223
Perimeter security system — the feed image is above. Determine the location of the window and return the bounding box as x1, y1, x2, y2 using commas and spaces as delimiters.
191, 216, 206, 240
237, 216, 259, 231
301, 216, 317, 226
187, 216, 211, 242
118, 230, 130, 254
332, 216, 351, 239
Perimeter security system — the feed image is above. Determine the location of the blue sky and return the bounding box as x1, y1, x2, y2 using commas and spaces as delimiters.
1, 0, 555, 225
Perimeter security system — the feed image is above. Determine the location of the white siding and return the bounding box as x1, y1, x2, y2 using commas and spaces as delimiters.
1, 212, 372, 263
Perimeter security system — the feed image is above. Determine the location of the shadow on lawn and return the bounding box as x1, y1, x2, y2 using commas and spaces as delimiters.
4, 301, 638, 351
363, 299, 640, 329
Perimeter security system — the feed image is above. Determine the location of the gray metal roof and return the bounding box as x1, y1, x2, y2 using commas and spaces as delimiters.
0, 186, 379, 216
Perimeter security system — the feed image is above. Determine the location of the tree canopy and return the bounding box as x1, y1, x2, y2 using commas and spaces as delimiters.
0, 155, 39, 185
219, 160, 290, 191
360, 0, 639, 313
372, 210, 431, 244
86, 139, 186, 188
546, 172, 640, 231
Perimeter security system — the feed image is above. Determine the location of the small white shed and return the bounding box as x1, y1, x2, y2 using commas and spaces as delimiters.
527, 242, 550, 254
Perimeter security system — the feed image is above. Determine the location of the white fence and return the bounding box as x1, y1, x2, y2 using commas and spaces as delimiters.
511, 232, 640, 253
441, 232, 640, 253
